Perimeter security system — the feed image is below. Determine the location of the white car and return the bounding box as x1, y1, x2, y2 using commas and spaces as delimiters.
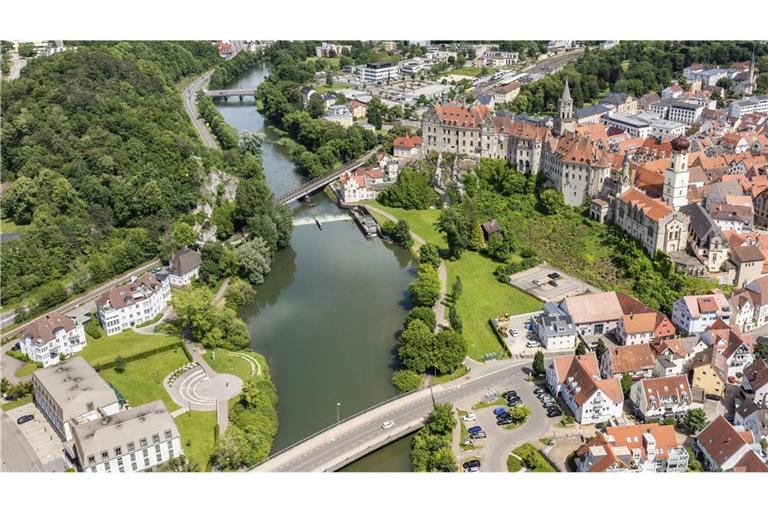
510, 329, 519, 337
381, 420, 395, 430
462, 413, 477, 422
526, 340, 540, 348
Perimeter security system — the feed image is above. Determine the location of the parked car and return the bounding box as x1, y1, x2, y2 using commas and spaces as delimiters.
470, 431, 487, 439
496, 417, 514, 426
493, 407, 508, 416
381, 420, 395, 429
502, 390, 518, 399
510, 329, 519, 337
546, 409, 562, 418
16, 414, 34, 425
462, 459, 481, 470
534, 387, 547, 396
526, 340, 541, 348
507, 397, 522, 406
468, 426, 483, 434
462, 413, 477, 422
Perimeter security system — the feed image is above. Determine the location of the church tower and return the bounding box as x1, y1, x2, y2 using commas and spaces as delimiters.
618, 153, 633, 195
554, 80, 575, 136
663, 136, 690, 210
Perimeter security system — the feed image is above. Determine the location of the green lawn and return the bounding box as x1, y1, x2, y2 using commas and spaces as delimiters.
443, 67, 483, 77
367, 202, 542, 360
507, 454, 523, 472
174, 410, 218, 470
203, 348, 265, 382
316, 82, 349, 94
99, 347, 189, 411
513, 443, 557, 472
0, 217, 27, 234
1, 395, 33, 411
472, 396, 506, 410
306, 56, 341, 69
15, 362, 38, 378
432, 365, 469, 384
79, 330, 183, 367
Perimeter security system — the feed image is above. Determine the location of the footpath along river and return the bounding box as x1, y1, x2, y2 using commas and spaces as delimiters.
214, 63, 414, 471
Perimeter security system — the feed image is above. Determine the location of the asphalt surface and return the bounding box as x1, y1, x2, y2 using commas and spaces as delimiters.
474, 49, 585, 97
0, 411, 43, 472
182, 71, 218, 149
253, 360, 531, 472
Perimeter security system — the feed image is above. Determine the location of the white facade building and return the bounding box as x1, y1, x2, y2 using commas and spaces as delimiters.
358, 62, 399, 83
670, 293, 732, 334
96, 272, 171, 336
18, 312, 86, 367
72, 400, 182, 473
168, 248, 202, 287
629, 375, 698, 421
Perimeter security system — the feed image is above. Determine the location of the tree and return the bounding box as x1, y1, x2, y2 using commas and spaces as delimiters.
0, 377, 10, 396
391, 370, 423, 393
153, 455, 199, 472
682, 408, 708, 434
468, 220, 486, 251
539, 189, 565, 215
225, 277, 256, 308
380, 219, 413, 248
17, 42, 35, 58
532, 351, 545, 376
377, 169, 438, 210
405, 307, 436, 331
307, 94, 326, 118
235, 237, 273, 285
239, 131, 263, 156
171, 286, 214, 327
397, 319, 435, 373
409, 264, 441, 308
448, 306, 463, 333
418, 243, 441, 269
433, 329, 467, 374
451, 275, 463, 302
436, 207, 472, 259
595, 338, 607, 360
114, 356, 127, 374
754, 341, 768, 360
620, 373, 632, 398
173, 222, 196, 249
509, 404, 531, 424
576, 341, 588, 356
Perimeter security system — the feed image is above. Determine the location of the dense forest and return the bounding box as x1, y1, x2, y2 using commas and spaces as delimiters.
511, 41, 768, 114
0, 42, 283, 315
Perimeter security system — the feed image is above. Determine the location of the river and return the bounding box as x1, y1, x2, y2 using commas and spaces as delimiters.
214, 64, 414, 471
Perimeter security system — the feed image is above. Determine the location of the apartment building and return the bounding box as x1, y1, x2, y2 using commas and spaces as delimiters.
671, 293, 732, 334
96, 272, 171, 336
599, 344, 655, 380
629, 375, 697, 421
576, 424, 688, 472
357, 62, 399, 83
18, 312, 87, 367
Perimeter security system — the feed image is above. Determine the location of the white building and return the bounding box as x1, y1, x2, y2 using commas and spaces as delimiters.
96, 272, 171, 336
315, 42, 351, 58
601, 112, 652, 139
358, 62, 399, 83
695, 415, 767, 472
730, 276, 768, 333
32, 357, 122, 441
546, 354, 624, 425
670, 293, 732, 334
18, 312, 87, 367
629, 375, 698, 421
532, 302, 578, 351
576, 424, 688, 472
168, 248, 201, 287
72, 400, 182, 473
728, 95, 768, 118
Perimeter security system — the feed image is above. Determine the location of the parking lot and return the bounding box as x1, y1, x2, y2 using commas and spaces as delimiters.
507, 263, 601, 303
492, 313, 542, 357
3, 403, 66, 471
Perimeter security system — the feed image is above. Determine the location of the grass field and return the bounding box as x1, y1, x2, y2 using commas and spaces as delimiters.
316, 82, 349, 94
1, 395, 33, 411
513, 443, 557, 472
203, 348, 265, 382
443, 67, 484, 77
174, 410, 218, 470
99, 347, 189, 412
79, 331, 183, 366
368, 202, 542, 360
15, 362, 38, 379
306, 56, 341, 69
507, 453, 523, 472
0, 217, 27, 234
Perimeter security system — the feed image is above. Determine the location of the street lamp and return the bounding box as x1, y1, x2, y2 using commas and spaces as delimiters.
336, 402, 341, 425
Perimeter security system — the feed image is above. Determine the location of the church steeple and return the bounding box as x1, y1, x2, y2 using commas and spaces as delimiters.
619, 153, 633, 194
554, 79, 574, 136
663, 136, 690, 210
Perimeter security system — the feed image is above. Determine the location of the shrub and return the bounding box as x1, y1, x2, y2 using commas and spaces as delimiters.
391, 370, 423, 393
84, 319, 103, 339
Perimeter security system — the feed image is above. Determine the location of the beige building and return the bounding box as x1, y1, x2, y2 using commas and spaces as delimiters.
613, 188, 690, 256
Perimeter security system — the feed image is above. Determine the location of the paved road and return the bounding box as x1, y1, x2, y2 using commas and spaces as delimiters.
6, 55, 27, 81
253, 359, 530, 472
182, 71, 218, 149
0, 411, 43, 472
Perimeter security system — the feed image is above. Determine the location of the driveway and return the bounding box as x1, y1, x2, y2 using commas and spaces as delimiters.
2, 403, 66, 472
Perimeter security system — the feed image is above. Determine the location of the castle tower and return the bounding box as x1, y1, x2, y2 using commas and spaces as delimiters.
554, 80, 574, 136
619, 153, 632, 194
663, 136, 691, 210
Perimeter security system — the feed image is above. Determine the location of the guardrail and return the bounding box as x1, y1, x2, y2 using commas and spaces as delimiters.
250, 386, 427, 469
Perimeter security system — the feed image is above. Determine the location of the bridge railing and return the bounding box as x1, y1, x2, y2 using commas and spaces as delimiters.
250, 386, 428, 469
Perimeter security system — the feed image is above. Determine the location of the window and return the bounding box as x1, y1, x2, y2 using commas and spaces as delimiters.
127, 442, 135, 452
101, 451, 109, 461
131, 462, 138, 471
140, 438, 148, 448
87, 455, 96, 465
104, 461, 111, 472
164, 430, 173, 441
115, 447, 122, 457
152, 434, 160, 444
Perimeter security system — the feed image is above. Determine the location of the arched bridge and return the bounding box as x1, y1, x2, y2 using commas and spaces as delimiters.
274, 149, 378, 205
250, 360, 527, 472
206, 89, 257, 100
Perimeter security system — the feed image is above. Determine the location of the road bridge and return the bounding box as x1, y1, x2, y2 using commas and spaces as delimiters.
205, 89, 257, 100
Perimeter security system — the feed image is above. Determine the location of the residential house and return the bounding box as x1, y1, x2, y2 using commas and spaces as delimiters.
576, 424, 688, 472
323, 104, 353, 128
600, 92, 638, 114
741, 359, 768, 408
615, 311, 675, 346
18, 312, 87, 367
546, 353, 624, 425
96, 272, 171, 336
32, 357, 122, 441
392, 135, 422, 158
630, 375, 697, 421
651, 336, 707, 377
168, 247, 201, 288
729, 244, 765, 289
698, 322, 754, 380
600, 344, 656, 380
71, 400, 182, 473
346, 100, 367, 119
558, 291, 653, 337
694, 415, 768, 472
541, 131, 613, 206
492, 82, 520, 104
531, 302, 578, 351
338, 167, 388, 204
734, 398, 768, 447
670, 293, 732, 334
